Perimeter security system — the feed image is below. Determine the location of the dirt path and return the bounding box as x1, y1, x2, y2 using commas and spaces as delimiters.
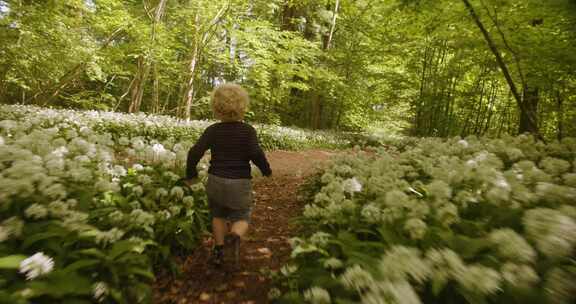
153, 150, 336, 304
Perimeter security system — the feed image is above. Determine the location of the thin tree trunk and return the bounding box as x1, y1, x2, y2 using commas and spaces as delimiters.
128, 0, 168, 113
556, 89, 563, 141
461, 0, 542, 139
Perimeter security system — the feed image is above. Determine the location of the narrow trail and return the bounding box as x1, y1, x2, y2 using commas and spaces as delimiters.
153, 150, 336, 304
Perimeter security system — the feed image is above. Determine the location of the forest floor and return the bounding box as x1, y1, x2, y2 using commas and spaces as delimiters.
153, 150, 337, 304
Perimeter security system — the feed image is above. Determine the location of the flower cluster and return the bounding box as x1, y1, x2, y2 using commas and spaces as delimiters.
277, 135, 576, 304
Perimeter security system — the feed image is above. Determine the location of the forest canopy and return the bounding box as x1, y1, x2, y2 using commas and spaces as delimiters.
0, 0, 575, 138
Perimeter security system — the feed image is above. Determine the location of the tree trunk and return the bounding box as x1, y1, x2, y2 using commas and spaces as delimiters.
519, 87, 539, 134
556, 89, 563, 141
128, 0, 168, 113
182, 41, 199, 121
461, 0, 542, 139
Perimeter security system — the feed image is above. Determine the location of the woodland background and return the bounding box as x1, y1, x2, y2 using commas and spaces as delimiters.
1, 0, 575, 139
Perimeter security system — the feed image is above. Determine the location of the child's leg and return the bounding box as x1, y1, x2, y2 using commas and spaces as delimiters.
212, 217, 227, 246
230, 220, 249, 238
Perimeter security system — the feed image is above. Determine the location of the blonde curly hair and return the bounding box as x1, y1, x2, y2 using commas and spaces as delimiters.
211, 83, 249, 122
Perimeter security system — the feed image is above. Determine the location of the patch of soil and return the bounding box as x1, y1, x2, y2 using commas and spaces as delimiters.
153, 150, 336, 304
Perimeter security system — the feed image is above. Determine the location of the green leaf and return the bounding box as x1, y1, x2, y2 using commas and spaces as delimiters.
62, 259, 100, 273
22, 231, 63, 249
109, 240, 137, 260
0, 255, 26, 269
128, 267, 155, 280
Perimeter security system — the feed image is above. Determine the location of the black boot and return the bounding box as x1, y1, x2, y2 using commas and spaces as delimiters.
224, 233, 241, 268
208, 245, 224, 267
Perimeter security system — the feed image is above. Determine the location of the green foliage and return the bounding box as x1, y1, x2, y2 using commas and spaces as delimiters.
275, 135, 576, 303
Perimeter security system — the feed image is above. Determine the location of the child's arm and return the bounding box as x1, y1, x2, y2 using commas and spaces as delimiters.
186, 128, 212, 180
248, 127, 272, 177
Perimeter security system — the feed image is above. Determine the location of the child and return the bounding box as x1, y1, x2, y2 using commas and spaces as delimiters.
185, 83, 272, 267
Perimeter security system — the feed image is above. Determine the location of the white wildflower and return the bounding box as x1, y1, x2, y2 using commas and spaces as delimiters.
455, 265, 501, 295
545, 267, 576, 304
19, 252, 55, 280
426, 181, 452, 201
488, 229, 536, 263
25, 204, 49, 220
280, 264, 298, 276
0, 226, 9, 242
132, 185, 144, 197
436, 203, 459, 227
343, 177, 362, 193
51, 146, 69, 158
501, 263, 539, 288
379, 246, 430, 283
268, 287, 282, 300
341, 265, 374, 291
524, 208, 576, 258
310, 232, 331, 247
303, 286, 331, 304
132, 163, 144, 171
93, 281, 109, 302
156, 188, 168, 199
457, 139, 469, 148
361, 204, 382, 224
137, 174, 152, 185
152, 143, 166, 154
466, 159, 478, 168
323, 257, 343, 270
111, 165, 127, 177
182, 196, 195, 207
170, 186, 185, 200
404, 218, 427, 240
426, 248, 466, 285
363, 279, 421, 304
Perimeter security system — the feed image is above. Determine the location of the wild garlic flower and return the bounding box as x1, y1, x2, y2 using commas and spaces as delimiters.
170, 186, 185, 200
156, 188, 168, 199
379, 246, 430, 283
0, 226, 9, 242
182, 196, 195, 207
363, 279, 422, 304
132, 185, 144, 197
361, 204, 382, 224
343, 177, 362, 193
268, 287, 282, 300
25, 204, 49, 220
426, 248, 466, 284
524, 208, 576, 258
404, 218, 427, 240
341, 265, 374, 291
303, 286, 331, 304
436, 203, 459, 227
426, 181, 452, 201
93, 281, 109, 302
488, 229, 535, 263
501, 263, 539, 288
454, 265, 501, 295
309, 232, 331, 247
545, 267, 576, 304
19, 252, 55, 280
95, 228, 125, 245
457, 139, 469, 148
323, 257, 343, 270
540, 157, 571, 177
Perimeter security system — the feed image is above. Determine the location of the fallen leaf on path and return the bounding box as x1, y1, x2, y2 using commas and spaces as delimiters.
232, 281, 246, 288
257, 247, 272, 257
199, 292, 211, 301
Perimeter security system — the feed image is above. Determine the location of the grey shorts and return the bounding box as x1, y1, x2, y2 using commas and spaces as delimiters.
206, 174, 253, 222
